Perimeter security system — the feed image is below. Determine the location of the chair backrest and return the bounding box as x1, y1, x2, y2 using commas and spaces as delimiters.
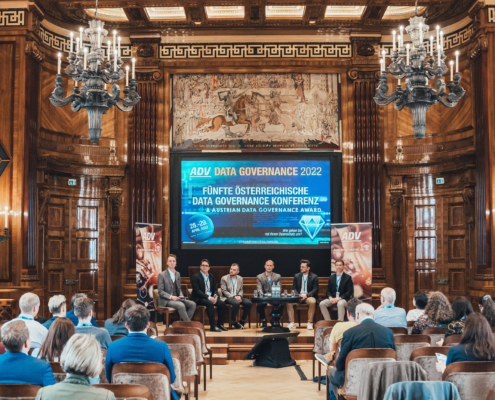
422, 327, 447, 345
49, 361, 67, 383
322, 327, 333, 354
342, 348, 397, 397
111, 335, 125, 341
389, 327, 408, 335
153, 289, 159, 307
172, 321, 207, 352
169, 349, 184, 394
94, 384, 153, 400
394, 335, 431, 362
486, 385, 495, 400
383, 381, 461, 400
410, 346, 449, 381
313, 320, 339, 353
443, 361, 495, 400
444, 335, 462, 347
492, 327, 495, 334
164, 327, 204, 362
148, 321, 158, 337
0, 384, 42, 399
112, 362, 171, 400
155, 335, 197, 376
407, 320, 415, 334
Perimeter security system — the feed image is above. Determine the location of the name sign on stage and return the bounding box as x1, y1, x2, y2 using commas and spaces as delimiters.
135, 223, 163, 311
331, 223, 372, 303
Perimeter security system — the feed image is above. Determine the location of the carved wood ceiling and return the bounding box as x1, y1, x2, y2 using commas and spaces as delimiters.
34, 0, 477, 35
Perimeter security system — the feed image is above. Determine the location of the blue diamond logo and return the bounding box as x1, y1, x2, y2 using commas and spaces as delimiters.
299, 215, 325, 240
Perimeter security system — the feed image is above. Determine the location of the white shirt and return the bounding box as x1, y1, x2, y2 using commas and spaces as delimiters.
168, 269, 176, 283
406, 308, 425, 322
4, 314, 48, 349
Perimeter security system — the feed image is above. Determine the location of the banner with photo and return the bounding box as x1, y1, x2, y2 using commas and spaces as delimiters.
135, 223, 162, 311
331, 223, 372, 303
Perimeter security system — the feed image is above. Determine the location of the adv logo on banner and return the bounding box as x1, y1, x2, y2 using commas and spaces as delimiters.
135, 223, 163, 311
331, 223, 372, 304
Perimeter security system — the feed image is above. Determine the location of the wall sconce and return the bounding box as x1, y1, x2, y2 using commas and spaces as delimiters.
0, 207, 9, 245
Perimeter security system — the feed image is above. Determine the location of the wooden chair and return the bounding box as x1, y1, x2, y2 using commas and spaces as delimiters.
410, 346, 449, 381
313, 320, 338, 379
492, 327, 495, 334
153, 288, 181, 328
443, 361, 495, 400
318, 327, 334, 391
407, 320, 415, 334
337, 348, 397, 400
49, 361, 67, 383
110, 335, 125, 341
393, 334, 430, 362
148, 321, 158, 337
156, 335, 198, 400
96, 319, 106, 328
164, 327, 205, 391
422, 327, 447, 346
94, 384, 153, 400
443, 334, 462, 347
389, 327, 408, 335
172, 321, 213, 380
170, 349, 187, 400
0, 384, 42, 399
486, 385, 495, 400
112, 362, 172, 400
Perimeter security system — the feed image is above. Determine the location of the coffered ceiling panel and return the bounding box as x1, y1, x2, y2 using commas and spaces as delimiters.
146, 7, 186, 20
205, 6, 245, 19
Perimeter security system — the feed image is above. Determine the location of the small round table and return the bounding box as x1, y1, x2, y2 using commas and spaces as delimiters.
251, 296, 300, 333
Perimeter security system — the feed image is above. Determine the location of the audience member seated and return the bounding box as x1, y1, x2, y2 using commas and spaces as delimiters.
315, 297, 362, 366
375, 288, 407, 328
320, 259, 354, 321
74, 297, 111, 350
436, 313, 495, 374
328, 303, 396, 399
444, 297, 473, 338
3, 293, 48, 349
406, 291, 427, 322
66, 293, 98, 327
104, 299, 136, 336
0, 320, 55, 386
43, 295, 67, 330
480, 295, 495, 327
105, 305, 178, 400
412, 291, 453, 334
33, 317, 75, 361
35, 334, 116, 400
35, 316, 48, 324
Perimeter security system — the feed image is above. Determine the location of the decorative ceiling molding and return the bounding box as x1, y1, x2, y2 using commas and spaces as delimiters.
325, 6, 365, 18
0, 9, 25, 26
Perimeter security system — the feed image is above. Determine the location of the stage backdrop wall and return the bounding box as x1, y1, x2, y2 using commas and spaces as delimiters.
170, 152, 342, 278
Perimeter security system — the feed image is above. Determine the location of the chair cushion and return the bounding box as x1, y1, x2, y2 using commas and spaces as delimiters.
396, 343, 430, 362
446, 371, 495, 400
313, 327, 326, 353
343, 358, 396, 396
166, 334, 203, 362
426, 334, 445, 346
414, 355, 443, 381
113, 373, 170, 400
166, 343, 197, 376
171, 357, 184, 396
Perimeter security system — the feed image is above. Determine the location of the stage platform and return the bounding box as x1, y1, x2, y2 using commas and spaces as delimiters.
157, 324, 315, 364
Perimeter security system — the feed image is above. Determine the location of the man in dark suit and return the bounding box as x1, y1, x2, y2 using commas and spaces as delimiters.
286, 259, 319, 330
320, 259, 354, 321
105, 305, 178, 400
191, 259, 227, 332
328, 303, 395, 399
0, 320, 55, 386
157, 254, 196, 321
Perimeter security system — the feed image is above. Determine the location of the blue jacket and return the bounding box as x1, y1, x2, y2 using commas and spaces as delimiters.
105, 333, 178, 400
104, 319, 129, 336
446, 343, 484, 365
43, 316, 59, 330
0, 351, 56, 386
383, 381, 461, 400
66, 309, 98, 327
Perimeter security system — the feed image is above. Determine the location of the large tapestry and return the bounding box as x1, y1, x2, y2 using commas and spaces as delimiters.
172, 73, 340, 150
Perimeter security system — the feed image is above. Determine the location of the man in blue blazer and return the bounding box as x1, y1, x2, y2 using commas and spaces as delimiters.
66, 293, 98, 327
105, 305, 178, 400
0, 320, 55, 386
328, 302, 396, 399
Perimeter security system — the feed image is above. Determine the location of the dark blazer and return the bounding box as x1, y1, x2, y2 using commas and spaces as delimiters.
326, 272, 354, 301
43, 315, 59, 330
0, 351, 56, 386
105, 333, 178, 400
66, 309, 98, 327
446, 343, 484, 365
293, 272, 319, 299
191, 272, 218, 303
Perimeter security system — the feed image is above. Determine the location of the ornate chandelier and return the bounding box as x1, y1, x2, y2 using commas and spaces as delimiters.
50, 3, 141, 144
373, 8, 465, 140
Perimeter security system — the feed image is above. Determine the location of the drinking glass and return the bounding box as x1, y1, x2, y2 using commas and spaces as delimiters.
284, 289, 288, 297
291, 290, 296, 297
253, 290, 258, 298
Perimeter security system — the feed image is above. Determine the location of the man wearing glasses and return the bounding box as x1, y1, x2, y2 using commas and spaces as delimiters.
191, 259, 227, 332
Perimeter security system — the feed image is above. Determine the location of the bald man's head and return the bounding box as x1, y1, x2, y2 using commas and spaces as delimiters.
381, 287, 396, 305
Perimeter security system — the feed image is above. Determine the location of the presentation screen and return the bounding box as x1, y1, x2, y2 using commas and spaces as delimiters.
181, 159, 331, 249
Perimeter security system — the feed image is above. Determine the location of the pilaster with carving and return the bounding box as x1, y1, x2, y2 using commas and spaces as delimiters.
107, 178, 123, 234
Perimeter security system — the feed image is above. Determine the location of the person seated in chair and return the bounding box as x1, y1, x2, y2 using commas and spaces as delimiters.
157, 254, 196, 322
374, 287, 407, 328
0, 320, 55, 386
105, 305, 178, 400
191, 259, 227, 332
74, 297, 111, 350
43, 295, 67, 330
320, 260, 354, 321
221, 263, 252, 329
104, 299, 136, 336
286, 259, 319, 330
406, 291, 428, 322
256, 260, 282, 328
328, 303, 395, 399
66, 293, 98, 327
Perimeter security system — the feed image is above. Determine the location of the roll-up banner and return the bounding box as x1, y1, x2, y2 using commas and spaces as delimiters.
331, 223, 372, 304
135, 223, 162, 311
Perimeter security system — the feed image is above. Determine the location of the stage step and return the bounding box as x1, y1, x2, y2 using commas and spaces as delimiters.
209, 343, 228, 365
227, 343, 314, 361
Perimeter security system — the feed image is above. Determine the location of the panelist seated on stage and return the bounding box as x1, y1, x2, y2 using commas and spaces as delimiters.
157, 254, 197, 322
191, 259, 227, 332
286, 259, 319, 330
320, 259, 354, 321
221, 263, 252, 330
256, 260, 282, 329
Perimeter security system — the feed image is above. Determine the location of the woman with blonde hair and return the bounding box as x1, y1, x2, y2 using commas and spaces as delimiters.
104, 298, 136, 336
412, 291, 453, 334
35, 334, 115, 400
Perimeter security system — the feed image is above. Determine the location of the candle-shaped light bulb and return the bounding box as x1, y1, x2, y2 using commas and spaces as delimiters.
382, 50, 386, 67
398, 78, 401, 86
118, 37, 121, 56
57, 53, 62, 74
4, 206, 8, 229
429, 36, 433, 57
399, 26, 404, 47
83, 47, 87, 70
436, 25, 440, 54
406, 44, 410, 64
380, 59, 384, 72
132, 58, 136, 79
455, 50, 459, 73
70, 32, 74, 52
76, 37, 80, 52
104, 82, 107, 90
79, 27, 83, 48
450, 60, 454, 81
440, 31, 444, 56
113, 30, 117, 54
392, 30, 396, 51
97, 27, 101, 48
126, 65, 129, 86
107, 41, 111, 61
419, 23, 423, 44
114, 50, 118, 72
